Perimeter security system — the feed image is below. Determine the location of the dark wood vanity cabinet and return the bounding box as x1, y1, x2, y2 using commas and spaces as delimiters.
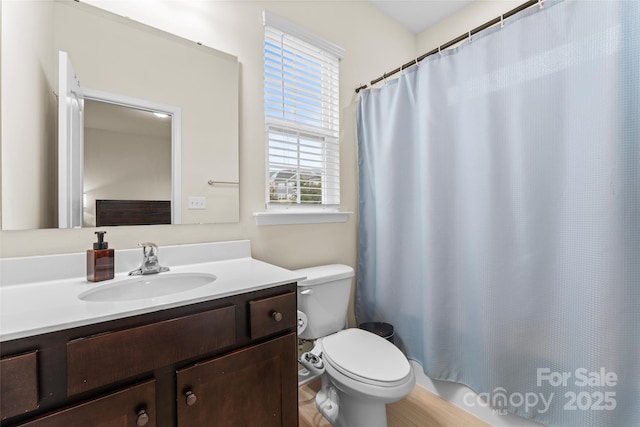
0, 284, 298, 427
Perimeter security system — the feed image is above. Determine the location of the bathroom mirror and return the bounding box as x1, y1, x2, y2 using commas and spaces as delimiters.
1, 0, 239, 230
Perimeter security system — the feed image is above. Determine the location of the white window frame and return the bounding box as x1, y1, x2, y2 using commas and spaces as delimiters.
257, 11, 349, 225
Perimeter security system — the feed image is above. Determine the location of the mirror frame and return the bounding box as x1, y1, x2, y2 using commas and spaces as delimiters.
67, 86, 182, 226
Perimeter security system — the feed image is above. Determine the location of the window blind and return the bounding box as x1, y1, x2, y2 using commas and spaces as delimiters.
264, 21, 341, 207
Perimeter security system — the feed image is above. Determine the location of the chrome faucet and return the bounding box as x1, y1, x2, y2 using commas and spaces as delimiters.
129, 242, 170, 275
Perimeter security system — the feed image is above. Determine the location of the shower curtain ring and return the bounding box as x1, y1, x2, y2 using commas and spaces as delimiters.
500, 14, 505, 28
538, 0, 545, 9
468, 30, 472, 43
438, 46, 442, 56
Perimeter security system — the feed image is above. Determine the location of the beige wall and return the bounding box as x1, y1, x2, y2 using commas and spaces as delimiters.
1, 0, 57, 229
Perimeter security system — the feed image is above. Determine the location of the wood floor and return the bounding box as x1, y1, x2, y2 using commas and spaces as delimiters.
299, 378, 491, 427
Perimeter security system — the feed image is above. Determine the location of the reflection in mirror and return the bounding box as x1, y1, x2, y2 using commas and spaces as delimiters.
58, 51, 182, 228
83, 100, 172, 227
1, 0, 239, 230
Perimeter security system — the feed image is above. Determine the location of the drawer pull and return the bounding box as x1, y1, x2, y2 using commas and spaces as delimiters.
136, 409, 150, 426
271, 311, 283, 322
185, 390, 198, 406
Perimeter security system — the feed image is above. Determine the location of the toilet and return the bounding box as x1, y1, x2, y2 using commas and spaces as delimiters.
296, 264, 415, 427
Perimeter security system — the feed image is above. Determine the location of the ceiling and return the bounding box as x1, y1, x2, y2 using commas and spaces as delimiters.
369, 0, 474, 34
85, 100, 171, 139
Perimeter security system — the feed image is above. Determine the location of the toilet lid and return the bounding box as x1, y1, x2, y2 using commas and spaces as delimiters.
321, 328, 412, 386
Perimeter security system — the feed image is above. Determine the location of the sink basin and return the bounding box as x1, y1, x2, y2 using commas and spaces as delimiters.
79, 272, 217, 302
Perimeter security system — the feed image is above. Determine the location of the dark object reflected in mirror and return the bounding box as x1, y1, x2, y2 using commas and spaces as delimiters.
95, 200, 172, 227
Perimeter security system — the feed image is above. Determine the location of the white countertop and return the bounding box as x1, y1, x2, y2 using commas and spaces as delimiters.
0, 241, 304, 342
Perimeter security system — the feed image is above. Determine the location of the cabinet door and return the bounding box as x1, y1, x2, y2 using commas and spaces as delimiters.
176, 333, 297, 427
18, 380, 155, 427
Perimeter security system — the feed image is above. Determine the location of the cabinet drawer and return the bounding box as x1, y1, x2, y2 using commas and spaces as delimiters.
20, 379, 156, 427
248, 292, 296, 340
0, 350, 39, 420
68, 305, 236, 395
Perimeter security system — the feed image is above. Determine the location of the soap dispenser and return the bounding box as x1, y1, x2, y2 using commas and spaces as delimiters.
87, 231, 114, 282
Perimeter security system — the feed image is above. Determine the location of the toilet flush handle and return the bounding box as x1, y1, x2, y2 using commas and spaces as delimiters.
300, 289, 313, 295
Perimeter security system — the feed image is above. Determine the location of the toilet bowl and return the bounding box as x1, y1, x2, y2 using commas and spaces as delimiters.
296, 265, 415, 427
313, 328, 415, 427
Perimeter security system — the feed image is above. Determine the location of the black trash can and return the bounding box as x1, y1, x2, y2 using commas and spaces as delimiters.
359, 322, 394, 344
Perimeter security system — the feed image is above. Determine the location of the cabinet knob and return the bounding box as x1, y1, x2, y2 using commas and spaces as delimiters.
271, 311, 283, 322
136, 409, 150, 427
185, 390, 198, 406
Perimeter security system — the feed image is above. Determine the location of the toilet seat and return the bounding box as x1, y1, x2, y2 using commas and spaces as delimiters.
321, 328, 412, 387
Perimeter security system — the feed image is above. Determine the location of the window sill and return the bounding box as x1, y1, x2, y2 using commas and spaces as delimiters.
253, 211, 352, 226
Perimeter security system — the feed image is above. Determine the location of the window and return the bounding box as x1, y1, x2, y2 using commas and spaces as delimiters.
263, 12, 344, 210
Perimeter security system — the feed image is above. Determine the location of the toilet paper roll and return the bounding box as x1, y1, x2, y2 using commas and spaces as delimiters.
297, 310, 308, 335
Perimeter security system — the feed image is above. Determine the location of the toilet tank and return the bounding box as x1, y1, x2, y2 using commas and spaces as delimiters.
295, 264, 354, 340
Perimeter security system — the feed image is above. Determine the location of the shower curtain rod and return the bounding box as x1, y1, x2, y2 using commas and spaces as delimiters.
355, 0, 540, 94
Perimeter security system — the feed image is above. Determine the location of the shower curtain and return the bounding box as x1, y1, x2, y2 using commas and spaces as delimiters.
355, 2, 639, 426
